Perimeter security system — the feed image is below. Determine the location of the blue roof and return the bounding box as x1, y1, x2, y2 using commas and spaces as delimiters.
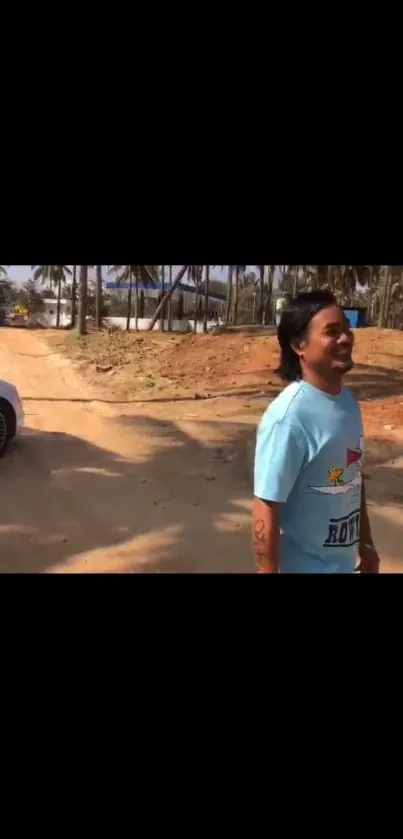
105, 280, 226, 302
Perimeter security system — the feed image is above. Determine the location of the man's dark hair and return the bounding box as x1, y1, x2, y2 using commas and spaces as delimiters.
276, 290, 337, 382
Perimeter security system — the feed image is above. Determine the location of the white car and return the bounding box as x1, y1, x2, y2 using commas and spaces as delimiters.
0, 379, 24, 456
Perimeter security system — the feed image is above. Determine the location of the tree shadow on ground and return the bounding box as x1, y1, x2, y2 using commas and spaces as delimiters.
367, 507, 403, 570
0, 416, 255, 574
363, 441, 403, 508
212, 362, 403, 403
345, 364, 403, 400
363, 440, 403, 568
1, 412, 401, 574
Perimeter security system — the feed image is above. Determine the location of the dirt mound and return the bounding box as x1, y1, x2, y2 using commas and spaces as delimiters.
46, 327, 403, 435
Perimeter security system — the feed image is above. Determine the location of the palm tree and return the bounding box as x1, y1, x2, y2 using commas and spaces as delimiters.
147, 265, 190, 330
389, 268, 403, 328
71, 265, 77, 328
203, 265, 210, 333
367, 265, 376, 324
257, 265, 265, 324
233, 266, 239, 324
32, 265, 71, 327
183, 265, 203, 332
78, 265, 88, 335
160, 265, 166, 331
95, 266, 103, 329
267, 265, 276, 323
232, 266, 247, 325
109, 266, 159, 331
380, 265, 395, 328
0, 267, 10, 323
193, 265, 203, 333
225, 266, 233, 324
167, 265, 173, 330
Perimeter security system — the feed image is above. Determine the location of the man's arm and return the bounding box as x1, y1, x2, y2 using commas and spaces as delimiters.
358, 480, 380, 573
252, 497, 280, 573
253, 417, 305, 574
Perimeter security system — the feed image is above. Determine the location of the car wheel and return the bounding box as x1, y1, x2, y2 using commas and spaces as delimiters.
0, 399, 14, 458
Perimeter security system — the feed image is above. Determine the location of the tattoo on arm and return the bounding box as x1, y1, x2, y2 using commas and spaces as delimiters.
253, 518, 268, 573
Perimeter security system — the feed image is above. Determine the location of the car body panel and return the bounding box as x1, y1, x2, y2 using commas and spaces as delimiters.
0, 378, 24, 434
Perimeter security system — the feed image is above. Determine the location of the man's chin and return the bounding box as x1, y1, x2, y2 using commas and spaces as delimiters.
334, 359, 353, 374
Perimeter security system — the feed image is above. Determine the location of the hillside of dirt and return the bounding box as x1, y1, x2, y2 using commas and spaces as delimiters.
46, 327, 403, 437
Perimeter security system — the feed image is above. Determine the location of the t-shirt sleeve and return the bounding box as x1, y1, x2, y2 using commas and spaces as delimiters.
254, 418, 306, 503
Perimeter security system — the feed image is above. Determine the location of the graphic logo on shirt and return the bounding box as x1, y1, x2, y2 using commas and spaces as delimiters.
323, 508, 361, 548
309, 436, 364, 498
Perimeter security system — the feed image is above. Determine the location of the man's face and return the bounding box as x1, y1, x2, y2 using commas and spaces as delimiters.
294, 304, 354, 378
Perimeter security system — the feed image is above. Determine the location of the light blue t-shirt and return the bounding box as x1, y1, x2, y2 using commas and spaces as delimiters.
254, 380, 364, 574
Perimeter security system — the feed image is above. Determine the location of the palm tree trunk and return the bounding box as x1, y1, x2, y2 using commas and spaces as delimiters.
78, 265, 88, 336
233, 266, 240, 324
71, 265, 77, 328
161, 265, 165, 331
378, 268, 386, 328
177, 291, 184, 319
225, 266, 233, 324
311, 266, 319, 291
167, 265, 173, 331
378, 266, 390, 328
126, 266, 132, 331
134, 267, 139, 330
292, 265, 299, 298
258, 266, 264, 324
267, 266, 275, 324
384, 266, 393, 328
56, 276, 62, 328
147, 265, 189, 330
194, 266, 201, 333
367, 266, 373, 325
203, 265, 210, 333
95, 265, 103, 329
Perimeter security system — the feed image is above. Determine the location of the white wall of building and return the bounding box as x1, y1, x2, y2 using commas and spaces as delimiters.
30, 299, 72, 328
104, 317, 221, 333
28, 300, 222, 332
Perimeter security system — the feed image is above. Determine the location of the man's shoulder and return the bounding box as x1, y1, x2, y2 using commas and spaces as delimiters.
262, 381, 305, 425
340, 385, 361, 411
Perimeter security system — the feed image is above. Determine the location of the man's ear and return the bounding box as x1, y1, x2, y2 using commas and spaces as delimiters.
290, 337, 306, 359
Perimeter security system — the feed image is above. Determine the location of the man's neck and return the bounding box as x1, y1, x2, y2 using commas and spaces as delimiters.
301, 371, 342, 396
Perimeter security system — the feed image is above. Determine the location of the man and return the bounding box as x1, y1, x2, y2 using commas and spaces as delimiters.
253, 291, 380, 574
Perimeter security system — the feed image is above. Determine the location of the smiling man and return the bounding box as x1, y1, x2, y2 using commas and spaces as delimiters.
253, 291, 380, 574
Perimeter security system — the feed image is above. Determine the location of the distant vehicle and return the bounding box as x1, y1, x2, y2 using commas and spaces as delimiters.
0, 379, 24, 456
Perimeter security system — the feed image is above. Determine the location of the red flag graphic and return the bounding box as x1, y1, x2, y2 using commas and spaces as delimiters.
347, 448, 361, 467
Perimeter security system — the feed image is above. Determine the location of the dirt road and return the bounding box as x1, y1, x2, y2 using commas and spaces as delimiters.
0, 327, 402, 573
0, 328, 256, 572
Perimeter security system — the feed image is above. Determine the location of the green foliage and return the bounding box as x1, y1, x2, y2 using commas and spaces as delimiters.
18, 279, 45, 317
0, 274, 16, 324
32, 265, 72, 287
109, 265, 159, 286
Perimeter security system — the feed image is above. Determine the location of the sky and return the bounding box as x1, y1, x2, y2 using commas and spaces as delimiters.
5, 266, 98, 286
5, 265, 230, 288
6, 265, 33, 285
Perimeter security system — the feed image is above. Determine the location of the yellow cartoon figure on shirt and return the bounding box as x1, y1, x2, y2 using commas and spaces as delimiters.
328, 467, 344, 486
310, 439, 364, 498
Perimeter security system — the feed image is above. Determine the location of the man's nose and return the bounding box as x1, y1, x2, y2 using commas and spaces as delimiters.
338, 330, 353, 345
